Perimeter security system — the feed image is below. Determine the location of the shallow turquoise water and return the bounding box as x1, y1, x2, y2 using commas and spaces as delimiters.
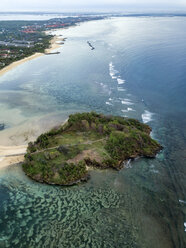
0, 17, 186, 247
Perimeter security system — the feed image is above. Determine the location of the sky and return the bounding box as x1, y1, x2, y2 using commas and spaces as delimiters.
1, 0, 186, 12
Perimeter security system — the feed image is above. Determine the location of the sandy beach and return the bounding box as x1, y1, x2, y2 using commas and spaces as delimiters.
0, 53, 43, 77
45, 35, 63, 53
0, 35, 63, 78
0, 115, 68, 169
0, 145, 27, 169
0, 33, 65, 169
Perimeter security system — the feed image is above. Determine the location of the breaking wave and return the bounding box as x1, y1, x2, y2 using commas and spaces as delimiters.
141, 110, 154, 123
121, 99, 134, 105
109, 62, 118, 79
117, 78, 125, 84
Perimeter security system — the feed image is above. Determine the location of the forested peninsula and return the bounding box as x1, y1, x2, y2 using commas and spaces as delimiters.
23, 112, 162, 186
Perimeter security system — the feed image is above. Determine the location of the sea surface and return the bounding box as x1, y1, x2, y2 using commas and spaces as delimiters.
0, 16, 186, 247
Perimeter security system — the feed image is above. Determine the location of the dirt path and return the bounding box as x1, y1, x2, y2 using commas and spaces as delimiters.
31, 138, 106, 155
0, 138, 106, 169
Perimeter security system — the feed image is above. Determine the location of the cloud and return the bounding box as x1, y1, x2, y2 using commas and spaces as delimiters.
1, 0, 186, 11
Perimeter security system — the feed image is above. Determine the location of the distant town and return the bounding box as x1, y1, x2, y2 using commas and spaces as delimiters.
0, 15, 105, 70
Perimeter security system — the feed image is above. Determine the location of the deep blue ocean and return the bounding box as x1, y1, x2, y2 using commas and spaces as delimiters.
0, 16, 185, 247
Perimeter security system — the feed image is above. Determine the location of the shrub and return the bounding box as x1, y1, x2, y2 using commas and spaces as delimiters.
27, 142, 37, 153
57, 145, 69, 154
36, 134, 49, 148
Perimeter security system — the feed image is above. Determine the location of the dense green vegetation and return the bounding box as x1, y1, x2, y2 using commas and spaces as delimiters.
23, 112, 162, 185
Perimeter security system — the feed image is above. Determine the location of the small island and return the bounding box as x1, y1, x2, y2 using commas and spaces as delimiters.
23, 112, 162, 186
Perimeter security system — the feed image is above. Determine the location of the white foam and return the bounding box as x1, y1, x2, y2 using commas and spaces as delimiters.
179, 199, 186, 204
117, 78, 125, 84
141, 110, 154, 123
124, 159, 132, 168
109, 62, 127, 89
121, 100, 134, 105
184, 222, 186, 232
127, 107, 135, 111
105, 101, 113, 106
117, 87, 126, 92
150, 130, 154, 138
109, 62, 118, 79
121, 107, 135, 113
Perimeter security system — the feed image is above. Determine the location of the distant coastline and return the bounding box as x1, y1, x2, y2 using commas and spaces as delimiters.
0, 15, 105, 77
0, 34, 63, 77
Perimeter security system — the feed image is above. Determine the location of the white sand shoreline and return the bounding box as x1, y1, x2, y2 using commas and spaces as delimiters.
0, 119, 69, 169
0, 32, 66, 169
0, 34, 63, 78
0, 29, 68, 169
0, 145, 27, 169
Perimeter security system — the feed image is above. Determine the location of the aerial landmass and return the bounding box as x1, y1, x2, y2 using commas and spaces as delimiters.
23, 112, 162, 185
